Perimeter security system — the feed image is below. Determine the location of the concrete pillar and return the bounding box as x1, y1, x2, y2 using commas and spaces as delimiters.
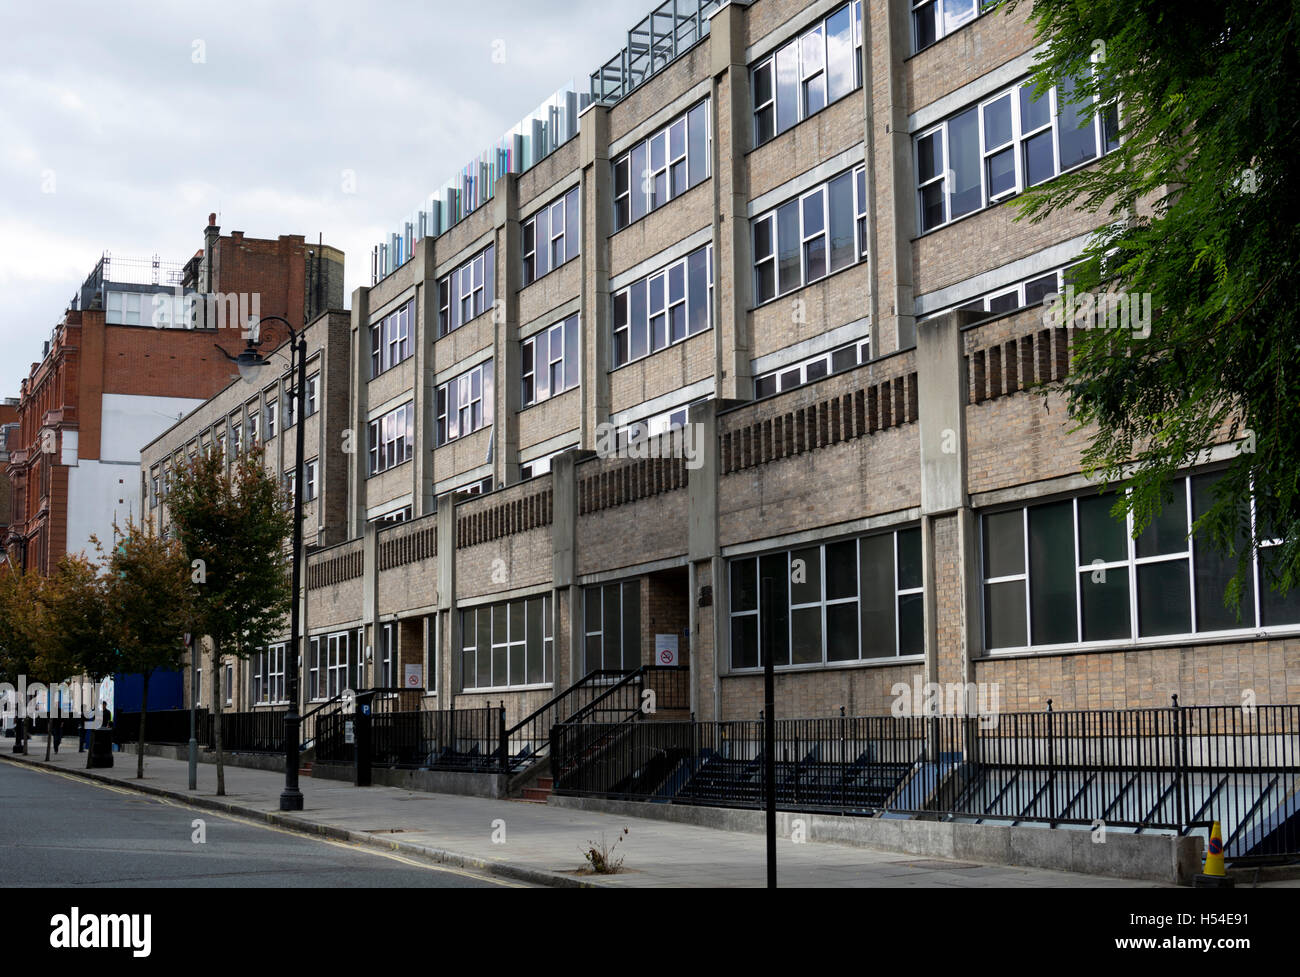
579, 105, 611, 447
413, 234, 439, 517
347, 284, 371, 539
550, 448, 588, 686
709, 1, 752, 400
437, 492, 457, 696
493, 175, 520, 487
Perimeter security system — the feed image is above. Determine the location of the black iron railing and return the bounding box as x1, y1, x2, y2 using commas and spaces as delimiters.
114, 707, 286, 754
315, 697, 503, 771
551, 702, 1300, 860
114, 709, 209, 746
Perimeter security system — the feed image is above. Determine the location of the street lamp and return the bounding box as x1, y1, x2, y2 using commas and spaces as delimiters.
216, 315, 306, 812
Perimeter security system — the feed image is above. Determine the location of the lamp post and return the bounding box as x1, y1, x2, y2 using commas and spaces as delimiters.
217, 315, 306, 811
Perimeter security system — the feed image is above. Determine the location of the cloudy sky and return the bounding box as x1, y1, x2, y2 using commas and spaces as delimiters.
0, 0, 652, 397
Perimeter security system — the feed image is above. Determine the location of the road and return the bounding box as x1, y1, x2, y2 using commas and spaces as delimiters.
0, 760, 516, 887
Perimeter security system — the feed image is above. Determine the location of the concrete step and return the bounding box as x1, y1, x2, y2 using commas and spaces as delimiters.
520, 785, 551, 803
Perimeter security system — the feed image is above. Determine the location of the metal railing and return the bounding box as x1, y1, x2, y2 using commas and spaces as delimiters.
315, 697, 503, 772
114, 709, 208, 746
551, 702, 1300, 860
114, 707, 286, 754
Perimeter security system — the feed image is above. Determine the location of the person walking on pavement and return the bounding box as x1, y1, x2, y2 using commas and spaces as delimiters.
100, 701, 113, 728
51, 718, 62, 754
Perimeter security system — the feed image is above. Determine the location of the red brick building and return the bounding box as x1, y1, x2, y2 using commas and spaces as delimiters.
4, 216, 344, 574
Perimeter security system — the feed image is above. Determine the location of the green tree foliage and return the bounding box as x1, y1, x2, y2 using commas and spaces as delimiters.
105, 519, 194, 778
166, 447, 291, 794
1002, 0, 1300, 612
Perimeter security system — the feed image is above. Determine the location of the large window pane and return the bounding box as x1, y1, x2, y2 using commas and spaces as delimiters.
526, 598, 545, 684
1029, 500, 1077, 645
827, 171, 856, 272
1023, 130, 1054, 187
1259, 546, 1300, 626
476, 611, 492, 687
775, 41, 799, 136
897, 528, 923, 591
859, 534, 896, 658
602, 583, 621, 670
827, 603, 858, 661
1078, 493, 1127, 564
826, 539, 857, 600
688, 101, 709, 187
898, 592, 924, 656
629, 280, 648, 360
1080, 566, 1130, 641
1192, 473, 1252, 631
948, 107, 981, 218
826, 6, 855, 102
1056, 73, 1098, 170
791, 607, 822, 664
731, 557, 757, 612
985, 580, 1027, 649
790, 546, 822, 605
731, 615, 758, 670
777, 200, 801, 294
1136, 491, 1189, 558
984, 510, 1024, 578
1138, 560, 1192, 637
622, 580, 641, 669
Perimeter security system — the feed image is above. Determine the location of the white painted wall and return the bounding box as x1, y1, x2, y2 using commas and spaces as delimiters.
63, 393, 205, 557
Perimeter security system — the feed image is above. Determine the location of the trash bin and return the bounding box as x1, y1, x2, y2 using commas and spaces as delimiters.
88, 728, 114, 769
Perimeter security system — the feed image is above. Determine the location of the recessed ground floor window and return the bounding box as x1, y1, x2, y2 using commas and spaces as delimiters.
460, 595, 552, 690
729, 528, 923, 670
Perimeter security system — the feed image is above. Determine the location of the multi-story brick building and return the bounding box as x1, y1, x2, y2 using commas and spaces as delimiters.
152, 0, 1299, 743
6, 217, 344, 575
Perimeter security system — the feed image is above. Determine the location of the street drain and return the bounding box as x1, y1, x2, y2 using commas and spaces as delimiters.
363, 828, 407, 834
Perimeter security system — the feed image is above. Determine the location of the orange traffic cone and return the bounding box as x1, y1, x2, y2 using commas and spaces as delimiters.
1193, 821, 1234, 887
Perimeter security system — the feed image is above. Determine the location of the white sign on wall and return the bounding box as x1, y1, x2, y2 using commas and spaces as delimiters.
654, 634, 679, 667
404, 664, 423, 689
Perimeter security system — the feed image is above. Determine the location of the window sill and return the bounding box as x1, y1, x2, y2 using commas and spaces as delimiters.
460, 682, 555, 695
984, 626, 1300, 661
725, 654, 924, 677
750, 257, 869, 313
745, 85, 865, 156
608, 178, 712, 239
437, 310, 495, 341
368, 358, 415, 383
520, 255, 579, 293
365, 458, 414, 479
610, 326, 713, 374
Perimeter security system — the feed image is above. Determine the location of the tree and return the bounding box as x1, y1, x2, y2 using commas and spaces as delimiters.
1003, 0, 1300, 613
35, 556, 111, 761
166, 447, 292, 795
104, 519, 194, 778
0, 566, 44, 753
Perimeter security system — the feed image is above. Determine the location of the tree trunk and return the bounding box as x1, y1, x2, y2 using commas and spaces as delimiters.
137, 670, 151, 779
212, 648, 224, 796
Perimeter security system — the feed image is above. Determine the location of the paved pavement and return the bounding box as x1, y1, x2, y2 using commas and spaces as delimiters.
0, 760, 511, 887
0, 739, 1168, 887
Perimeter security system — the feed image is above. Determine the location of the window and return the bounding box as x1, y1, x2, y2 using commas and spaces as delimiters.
613, 99, 711, 231
453, 476, 494, 497
917, 75, 1118, 232
920, 263, 1081, 322
460, 595, 552, 690
583, 580, 641, 672
231, 421, 242, 455
224, 663, 233, 706
426, 614, 438, 693
305, 374, 319, 418
981, 475, 1300, 651
248, 412, 261, 448
370, 506, 413, 525
522, 315, 579, 407
105, 290, 144, 326
310, 630, 361, 700
728, 528, 923, 669
436, 361, 493, 446
612, 245, 713, 368
753, 167, 867, 304
370, 300, 413, 377
303, 458, 318, 502
752, 3, 862, 147
150, 473, 159, 508
366, 402, 415, 476
523, 187, 580, 286
754, 339, 870, 398
437, 245, 495, 336
912, 0, 990, 53
252, 644, 287, 704
265, 395, 278, 440
378, 622, 396, 688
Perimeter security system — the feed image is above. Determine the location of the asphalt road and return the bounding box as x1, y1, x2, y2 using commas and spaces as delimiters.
0, 760, 515, 888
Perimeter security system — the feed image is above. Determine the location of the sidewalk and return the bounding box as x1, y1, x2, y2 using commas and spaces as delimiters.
2, 739, 1162, 888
